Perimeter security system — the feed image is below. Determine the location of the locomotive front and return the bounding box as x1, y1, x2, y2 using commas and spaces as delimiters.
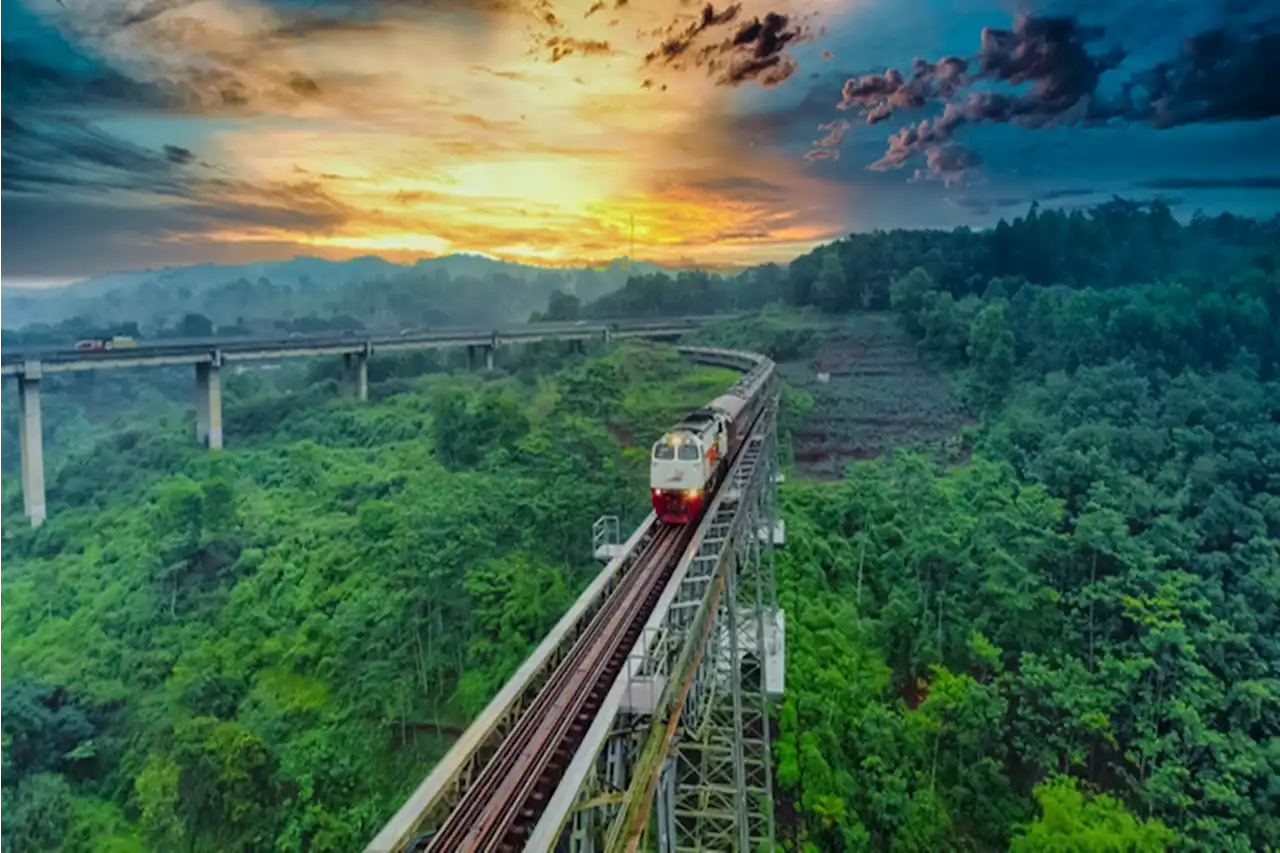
649, 408, 729, 524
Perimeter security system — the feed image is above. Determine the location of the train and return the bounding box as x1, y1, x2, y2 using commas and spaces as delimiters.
649, 352, 775, 524
74, 336, 137, 352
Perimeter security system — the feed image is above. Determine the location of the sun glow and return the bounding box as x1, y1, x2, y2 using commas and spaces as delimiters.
34, 0, 850, 266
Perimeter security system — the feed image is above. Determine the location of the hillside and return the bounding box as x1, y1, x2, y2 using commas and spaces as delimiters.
0, 342, 743, 851
1, 254, 674, 334
4, 201, 1280, 852
779, 314, 970, 478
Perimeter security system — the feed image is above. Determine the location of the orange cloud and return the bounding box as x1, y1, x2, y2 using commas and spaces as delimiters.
30, 0, 846, 268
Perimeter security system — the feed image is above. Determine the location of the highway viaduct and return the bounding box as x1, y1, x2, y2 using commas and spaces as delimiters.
1, 316, 725, 527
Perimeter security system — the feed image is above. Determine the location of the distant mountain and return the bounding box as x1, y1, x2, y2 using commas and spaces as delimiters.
1, 254, 678, 332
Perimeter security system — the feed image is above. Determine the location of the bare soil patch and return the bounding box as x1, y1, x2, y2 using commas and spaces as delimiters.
780, 314, 971, 479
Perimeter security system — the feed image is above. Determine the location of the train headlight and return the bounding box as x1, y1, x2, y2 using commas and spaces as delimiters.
686, 488, 701, 499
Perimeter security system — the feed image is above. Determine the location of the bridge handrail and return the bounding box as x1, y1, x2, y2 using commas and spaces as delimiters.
366, 513, 659, 852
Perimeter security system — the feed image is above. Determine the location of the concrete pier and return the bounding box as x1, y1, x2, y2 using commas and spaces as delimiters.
484, 345, 494, 371
195, 360, 223, 450
18, 362, 46, 527
343, 351, 369, 400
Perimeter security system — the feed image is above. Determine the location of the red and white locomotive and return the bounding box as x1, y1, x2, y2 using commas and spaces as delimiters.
649, 367, 770, 523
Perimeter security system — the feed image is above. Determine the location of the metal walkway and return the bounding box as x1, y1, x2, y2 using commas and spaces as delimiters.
367, 347, 786, 853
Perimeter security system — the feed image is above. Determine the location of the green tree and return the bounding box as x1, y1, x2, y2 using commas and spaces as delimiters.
812, 251, 847, 312
1009, 776, 1175, 852
967, 302, 1016, 407
890, 267, 936, 335
2, 772, 76, 853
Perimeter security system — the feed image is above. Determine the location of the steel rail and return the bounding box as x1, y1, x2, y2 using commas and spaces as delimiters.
524, 397, 775, 851
423, 527, 691, 852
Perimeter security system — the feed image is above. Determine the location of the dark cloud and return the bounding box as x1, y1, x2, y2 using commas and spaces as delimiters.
975, 15, 1127, 119
264, 7, 388, 40
822, 10, 1280, 185
838, 57, 969, 118
544, 36, 614, 61
1, 194, 348, 278
645, 3, 743, 65
643, 5, 807, 88
803, 119, 848, 161
711, 13, 806, 87
288, 73, 322, 97
950, 188, 1102, 215
1038, 188, 1098, 200
1137, 176, 1280, 189
951, 195, 1025, 214
163, 145, 196, 165
2, 116, 193, 197
1, 53, 175, 111
909, 144, 980, 187
1118, 27, 1280, 127
1, 115, 350, 255
110, 0, 203, 29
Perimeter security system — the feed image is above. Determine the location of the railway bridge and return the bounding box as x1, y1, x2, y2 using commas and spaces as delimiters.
367, 346, 786, 853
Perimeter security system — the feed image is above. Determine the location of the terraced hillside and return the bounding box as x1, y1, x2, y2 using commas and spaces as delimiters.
779, 313, 970, 478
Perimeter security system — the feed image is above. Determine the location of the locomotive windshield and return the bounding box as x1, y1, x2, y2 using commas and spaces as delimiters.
654, 442, 675, 460
677, 444, 700, 460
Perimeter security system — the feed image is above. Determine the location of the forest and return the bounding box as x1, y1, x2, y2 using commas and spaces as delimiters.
760, 205, 1279, 851
1, 341, 743, 851
3, 199, 1279, 851
1, 255, 669, 346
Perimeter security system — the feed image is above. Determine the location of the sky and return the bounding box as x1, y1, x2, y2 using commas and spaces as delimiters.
2, 0, 1279, 280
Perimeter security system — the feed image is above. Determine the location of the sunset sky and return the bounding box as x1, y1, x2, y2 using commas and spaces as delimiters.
3, 0, 1278, 279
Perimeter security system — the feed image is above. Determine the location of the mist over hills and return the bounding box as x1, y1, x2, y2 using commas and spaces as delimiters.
1, 254, 675, 334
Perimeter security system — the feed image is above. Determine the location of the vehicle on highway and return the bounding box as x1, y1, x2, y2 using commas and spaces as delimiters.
74, 335, 137, 352
649, 369, 767, 524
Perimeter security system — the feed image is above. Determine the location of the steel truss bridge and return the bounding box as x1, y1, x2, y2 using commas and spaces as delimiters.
368, 346, 786, 853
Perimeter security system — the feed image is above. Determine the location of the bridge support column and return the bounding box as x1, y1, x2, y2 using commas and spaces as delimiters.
343, 351, 369, 400
18, 362, 46, 527
484, 345, 494, 371
195, 360, 223, 450
467, 344, 477, 371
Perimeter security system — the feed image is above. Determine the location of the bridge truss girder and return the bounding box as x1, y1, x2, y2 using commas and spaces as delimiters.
540, 401, 784, 853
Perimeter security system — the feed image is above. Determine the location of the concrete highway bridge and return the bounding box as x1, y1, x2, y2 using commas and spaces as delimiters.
1, 316, 726, 527
366, 344, 786, 853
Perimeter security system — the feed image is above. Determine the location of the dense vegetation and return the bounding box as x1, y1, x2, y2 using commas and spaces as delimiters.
539, 200, 1280, 336
1, 343, 740, 852
769, 209, 1279, 850
4, 199, 1279, 852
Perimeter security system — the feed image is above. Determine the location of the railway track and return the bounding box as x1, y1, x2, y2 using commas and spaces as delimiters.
420, 524, 694, 852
